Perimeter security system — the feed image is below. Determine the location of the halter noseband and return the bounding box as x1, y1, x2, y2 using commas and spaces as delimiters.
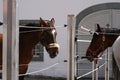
47, 43, 60, 49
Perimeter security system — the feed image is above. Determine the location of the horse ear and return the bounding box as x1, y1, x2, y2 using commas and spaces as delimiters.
40, 17, 47, 26
50, 18, 55, 27
95, 24, 101, 32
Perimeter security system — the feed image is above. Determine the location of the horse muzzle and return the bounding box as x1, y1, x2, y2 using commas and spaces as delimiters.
86, 51, 94, 62
46, 43, 60, 58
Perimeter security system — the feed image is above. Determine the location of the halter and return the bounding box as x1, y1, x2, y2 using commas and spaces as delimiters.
47, 43, 60, 49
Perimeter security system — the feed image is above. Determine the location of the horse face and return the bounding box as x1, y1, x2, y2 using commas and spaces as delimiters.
86, 33, 103, 61
86, 24, 104, 61
40, 18, 59, 58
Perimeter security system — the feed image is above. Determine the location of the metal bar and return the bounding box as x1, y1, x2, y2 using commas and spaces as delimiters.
92, 61, 98, 80
67, 15, 76, 80
3, 0, 19, 80
77, 40, 91, 42
105, 48, 109, 80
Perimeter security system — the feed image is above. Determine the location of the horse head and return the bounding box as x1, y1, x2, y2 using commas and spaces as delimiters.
86, 24, 120, 62
0, 18, 60, 58
39, 18, 60, 58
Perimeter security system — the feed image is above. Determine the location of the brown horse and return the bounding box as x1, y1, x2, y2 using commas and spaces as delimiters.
85, 24, 120, 79
0, 18, 59, 80
86, 24, 120, 62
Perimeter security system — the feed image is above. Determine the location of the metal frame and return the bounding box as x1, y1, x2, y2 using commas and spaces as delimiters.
105, 49, 109, 80
92, 61, 98, 80
67, 14, 110, 80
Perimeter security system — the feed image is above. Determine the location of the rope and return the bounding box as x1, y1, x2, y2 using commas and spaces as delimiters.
18, 60, 66, 76
0, 61, 62, 77
19, 62, 59, 76
20, 29, 43, 34
19, 26, 63, 28
76, 62, 106, 79
19, 26, 54, 29
19, 26, 64, 34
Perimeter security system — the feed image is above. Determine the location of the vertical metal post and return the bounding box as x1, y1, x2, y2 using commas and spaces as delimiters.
67, 15, 76, 80
92, 61, 98, 80
105, 49, 109, 80
3, 0, 19, 80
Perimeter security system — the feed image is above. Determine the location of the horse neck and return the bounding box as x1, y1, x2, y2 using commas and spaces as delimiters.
108, 36, 119, 47
20, 31, 41, 48
105, 31, 120, 48
103, 28, 120, 47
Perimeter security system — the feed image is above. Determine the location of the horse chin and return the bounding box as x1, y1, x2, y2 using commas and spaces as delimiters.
46, 47, 59, 58
49, 53, 58, 58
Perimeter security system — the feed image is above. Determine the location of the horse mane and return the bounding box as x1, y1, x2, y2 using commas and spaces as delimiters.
23, 23, 41, 27
101, 27, 120, 34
